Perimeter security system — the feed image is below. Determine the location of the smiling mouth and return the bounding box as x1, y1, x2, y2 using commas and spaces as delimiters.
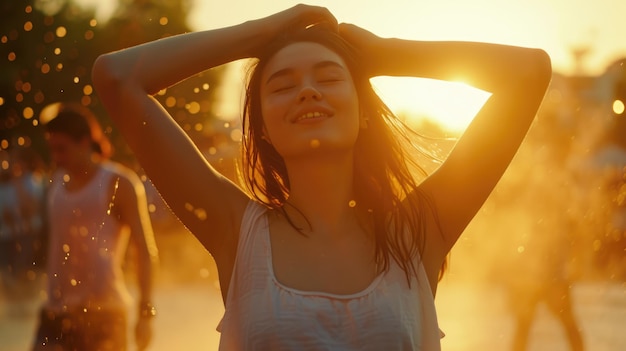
295, 111, 329, 122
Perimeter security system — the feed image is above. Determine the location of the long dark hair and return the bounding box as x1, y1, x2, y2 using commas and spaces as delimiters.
241, 25, 444, 283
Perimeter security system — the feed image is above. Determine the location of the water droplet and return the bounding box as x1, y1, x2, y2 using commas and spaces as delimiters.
348, 200, 356, 208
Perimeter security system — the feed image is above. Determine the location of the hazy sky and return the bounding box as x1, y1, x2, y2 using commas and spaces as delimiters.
185, 0, 625, 76
84, 0, 626, 75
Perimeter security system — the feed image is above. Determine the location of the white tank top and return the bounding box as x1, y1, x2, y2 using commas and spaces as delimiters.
218, 200, 442, 350
46, 161, 132, 311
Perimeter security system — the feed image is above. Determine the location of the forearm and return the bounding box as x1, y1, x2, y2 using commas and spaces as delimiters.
93, 20, 265, 95
136, 243, 158, 312
368, 39, 551, 93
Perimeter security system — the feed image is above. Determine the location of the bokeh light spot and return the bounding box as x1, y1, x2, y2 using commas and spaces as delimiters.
24, 21, 33, 32
56, 26, 67, 38
613, 99, 625, 115
159, 17, 168, 25
8, 52, 16, 61
187, 101, 201, 114
165, 96, 176, 107
23, 107, 34, 119
230, 129, 242, 142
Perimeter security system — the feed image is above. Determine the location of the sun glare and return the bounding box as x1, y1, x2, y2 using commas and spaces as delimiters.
371, 77, 491, 133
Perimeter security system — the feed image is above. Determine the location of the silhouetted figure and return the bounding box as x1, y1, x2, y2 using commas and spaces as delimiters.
502, 146, 584, 351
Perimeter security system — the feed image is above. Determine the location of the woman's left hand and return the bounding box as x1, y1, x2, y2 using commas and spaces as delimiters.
338, 23, 385, 76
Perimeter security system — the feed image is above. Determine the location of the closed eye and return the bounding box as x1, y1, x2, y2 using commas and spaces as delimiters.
318, 78, 344, 83
272, 85, 296, 93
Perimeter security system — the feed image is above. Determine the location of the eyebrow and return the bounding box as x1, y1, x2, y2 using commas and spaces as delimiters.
265, 60, 346, 85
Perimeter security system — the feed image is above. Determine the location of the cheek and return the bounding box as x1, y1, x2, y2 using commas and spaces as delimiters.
260, 95, 293, 133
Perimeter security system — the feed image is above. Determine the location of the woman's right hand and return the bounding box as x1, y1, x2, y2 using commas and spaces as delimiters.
246, 4, 337, 57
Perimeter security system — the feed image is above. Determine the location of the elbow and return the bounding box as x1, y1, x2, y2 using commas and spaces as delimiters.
529, 48, 553, 88
92, 53, 123, 101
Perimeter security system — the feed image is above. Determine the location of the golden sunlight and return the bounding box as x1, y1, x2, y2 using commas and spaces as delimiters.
371, 77, 491, 133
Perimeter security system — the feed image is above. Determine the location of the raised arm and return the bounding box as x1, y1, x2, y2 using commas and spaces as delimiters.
340, 24, 552, 273
91, 5, 336, 275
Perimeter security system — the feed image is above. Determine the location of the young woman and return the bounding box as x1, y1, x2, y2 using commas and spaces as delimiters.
92, 4, 551, 349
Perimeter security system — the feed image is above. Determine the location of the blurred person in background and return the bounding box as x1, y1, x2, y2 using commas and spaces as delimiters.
92, 4, 551, 349
32, 103, 159, 351
504, 200, 584, 351
0, 147, 49, 316
12, 147, 49, 289
0, 159, 22, 314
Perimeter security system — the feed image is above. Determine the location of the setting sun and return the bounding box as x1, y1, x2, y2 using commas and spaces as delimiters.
371, 77, 491, 132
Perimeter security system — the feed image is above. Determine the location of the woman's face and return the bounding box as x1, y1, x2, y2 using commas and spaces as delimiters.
259, 41, 361, 159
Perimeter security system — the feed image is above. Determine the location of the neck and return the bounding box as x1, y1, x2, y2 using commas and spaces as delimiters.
283, 151, 357, 233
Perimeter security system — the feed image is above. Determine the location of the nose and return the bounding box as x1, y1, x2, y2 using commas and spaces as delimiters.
297, 82, 321, 102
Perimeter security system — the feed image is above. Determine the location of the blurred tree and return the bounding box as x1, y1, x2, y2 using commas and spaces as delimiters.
0, 0, 225, 168
0, 0, 99, 161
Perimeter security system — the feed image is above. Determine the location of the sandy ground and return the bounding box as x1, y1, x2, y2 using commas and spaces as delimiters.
1, 278, 624, 351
